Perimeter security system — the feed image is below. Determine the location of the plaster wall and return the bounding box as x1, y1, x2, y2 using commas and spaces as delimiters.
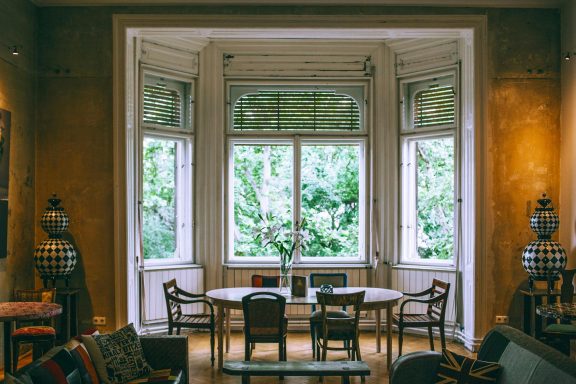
0, 0, 37, 367
560, 0, 576, 268
28, 6, 561, 333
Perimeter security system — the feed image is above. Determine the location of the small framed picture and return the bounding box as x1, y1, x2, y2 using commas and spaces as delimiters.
291, 275, 308, 297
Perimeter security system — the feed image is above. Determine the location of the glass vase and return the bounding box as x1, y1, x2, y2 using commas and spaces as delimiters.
279, 260, 292, 294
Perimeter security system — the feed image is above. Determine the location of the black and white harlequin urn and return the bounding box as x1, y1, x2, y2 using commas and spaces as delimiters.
34, 195, 77, 287
521, 194, 566, 290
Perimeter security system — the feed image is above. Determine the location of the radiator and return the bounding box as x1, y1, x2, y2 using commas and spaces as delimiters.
141, 266, 205, 324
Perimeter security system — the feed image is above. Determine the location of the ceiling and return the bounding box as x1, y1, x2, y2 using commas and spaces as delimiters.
33, 0, 563, 8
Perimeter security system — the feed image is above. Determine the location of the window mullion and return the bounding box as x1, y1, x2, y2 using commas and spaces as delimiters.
293, 135, 302, 263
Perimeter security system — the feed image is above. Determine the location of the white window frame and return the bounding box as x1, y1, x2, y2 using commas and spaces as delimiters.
139, 66, 195, 266
399, 68, 459, 267
226, 81, 369, 265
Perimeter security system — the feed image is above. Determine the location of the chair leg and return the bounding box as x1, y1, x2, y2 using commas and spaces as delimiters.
176, 327, 181, 335
12, 341, 20, 373
245, 340, 251, 361
398, 325, 404, 356
210, 324, 215, 367
168, 325, 174, 335
428, 327, 435, 350
321, 340, 328, 362
310, 321, 316, 358
439, 325, 447, 350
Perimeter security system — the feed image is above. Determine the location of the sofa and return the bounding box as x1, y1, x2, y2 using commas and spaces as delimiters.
390, 325, 576, 384
5, 334, 189, 384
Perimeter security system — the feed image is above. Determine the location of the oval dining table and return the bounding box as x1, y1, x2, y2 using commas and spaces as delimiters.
0, 301, 62, 375
206, 287, 403, 370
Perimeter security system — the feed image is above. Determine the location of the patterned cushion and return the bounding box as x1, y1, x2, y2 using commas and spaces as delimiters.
27, 348, 82, 384
436, 349, 501, 383
125, 369, 183, 384
13, 325, 56, 337
82, 324, 151, 384
69, 344, 100, 384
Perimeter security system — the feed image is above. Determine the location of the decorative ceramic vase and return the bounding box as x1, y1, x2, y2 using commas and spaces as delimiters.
521, 194, 566, 290
279, 259, 292, 294
34, 195, 77, 287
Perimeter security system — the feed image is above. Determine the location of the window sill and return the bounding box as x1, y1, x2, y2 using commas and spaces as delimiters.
224, 263, 372, 269
392, 263, 456, 272
143, 263, 203, 271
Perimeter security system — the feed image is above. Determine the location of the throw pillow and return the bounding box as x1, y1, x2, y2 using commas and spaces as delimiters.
81, 324, 151, 384
436, 349, 501, 383
27, 347, 82, 384
69, 343, 100, 384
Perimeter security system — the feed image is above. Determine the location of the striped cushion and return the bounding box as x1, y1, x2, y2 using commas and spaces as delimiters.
126, 368, 183, 383
69, 344, 100, 384
27, 348, 82, 384
12, 326, 56, 337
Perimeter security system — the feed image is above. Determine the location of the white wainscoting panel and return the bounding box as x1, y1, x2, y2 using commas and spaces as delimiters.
142, 266, 204, 324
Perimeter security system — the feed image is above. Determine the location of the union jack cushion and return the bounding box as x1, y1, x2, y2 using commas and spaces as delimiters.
436, 349, 501, 383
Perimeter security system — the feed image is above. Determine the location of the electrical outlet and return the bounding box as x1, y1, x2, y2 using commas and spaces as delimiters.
495, 315, 509, 324
92, 316, 106, 326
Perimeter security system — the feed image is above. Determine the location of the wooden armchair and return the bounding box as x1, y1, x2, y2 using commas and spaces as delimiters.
12, 288, 57, 372
314, 290, 365, 362
392, 278, 450, 356
162, 278, 215, 366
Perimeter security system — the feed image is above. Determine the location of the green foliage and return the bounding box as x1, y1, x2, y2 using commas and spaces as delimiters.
416, 138, 454, 260
142, 138, 177, 259
233, 143, 360, 259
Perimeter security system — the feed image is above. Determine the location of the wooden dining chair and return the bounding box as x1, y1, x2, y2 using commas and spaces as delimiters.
308, 272, 349, 358
251, 274, 280, 288
163, 278, 216, 366
392, 278, 451, 356
242, 291, 288, 362
543, 268, 576, 355
314, 290, 365, 362
11, 288, 57, 373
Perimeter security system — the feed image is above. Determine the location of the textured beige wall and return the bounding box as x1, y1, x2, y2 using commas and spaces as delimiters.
25, 6, 562, 333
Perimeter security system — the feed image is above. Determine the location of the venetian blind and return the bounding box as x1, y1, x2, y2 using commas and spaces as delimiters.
143, 85, 182, 128
233, 90, 361, 131
413, 85, 455, 128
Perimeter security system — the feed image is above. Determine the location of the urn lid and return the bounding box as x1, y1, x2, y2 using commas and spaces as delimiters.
535, 193, 553, 212
47, 193, 64, 211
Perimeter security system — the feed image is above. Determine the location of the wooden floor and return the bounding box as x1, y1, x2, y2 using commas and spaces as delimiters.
2, 330, 474, 383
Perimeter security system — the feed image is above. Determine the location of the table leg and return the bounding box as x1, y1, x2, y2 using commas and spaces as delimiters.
376, 309, 381, 353
3, 320, 12, 375
226, 308, 231, 353
217, 304, 224, 370
386, 303, 393, 369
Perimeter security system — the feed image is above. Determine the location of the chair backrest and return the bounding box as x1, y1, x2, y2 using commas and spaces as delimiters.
315, 290, 365, 338
251, 274, 280, 288
163, 278, 182, 322
242, 292, 286, 340
13, 288, 56, 303
559, 269, 576, 304
426, 279, 450, 321
309, 273, 348, 312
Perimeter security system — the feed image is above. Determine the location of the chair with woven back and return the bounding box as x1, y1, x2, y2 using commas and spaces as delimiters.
543, 268, 576, 355
242, 291, 288, 362
11, 288, 57, 372
162, 278, 216, 366
392, 278, 451, 356
314, 290, 365, 362
308, 272, 349, 358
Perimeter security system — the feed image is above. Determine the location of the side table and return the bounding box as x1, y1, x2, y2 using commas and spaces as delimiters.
55, 288, 79, 342
520, 289, 560, 339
